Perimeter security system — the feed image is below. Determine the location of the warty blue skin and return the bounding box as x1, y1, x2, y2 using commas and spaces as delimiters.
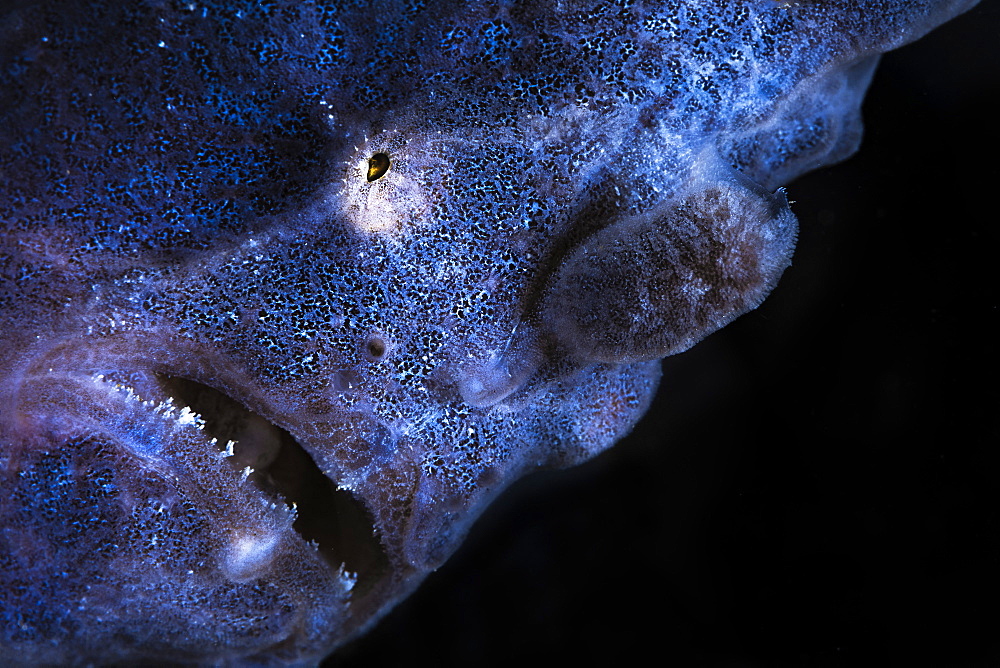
0, 0, 979, 664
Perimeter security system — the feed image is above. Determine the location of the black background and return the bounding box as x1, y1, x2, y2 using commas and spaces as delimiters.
336, 3, 999, 665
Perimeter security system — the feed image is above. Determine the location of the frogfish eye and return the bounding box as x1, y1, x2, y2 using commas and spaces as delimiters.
367, 153, 390, 181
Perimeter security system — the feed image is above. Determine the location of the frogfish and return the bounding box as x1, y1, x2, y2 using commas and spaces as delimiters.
0, 0, 979, 663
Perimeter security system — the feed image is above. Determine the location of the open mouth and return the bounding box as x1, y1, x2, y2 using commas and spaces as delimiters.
155, 375, 391, 596
8, 348, 404, 656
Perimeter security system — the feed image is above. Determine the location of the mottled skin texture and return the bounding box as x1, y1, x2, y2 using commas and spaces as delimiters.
0, 0, 978, 664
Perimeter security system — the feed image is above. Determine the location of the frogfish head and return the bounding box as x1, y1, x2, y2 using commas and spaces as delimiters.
0, 0, 977, 663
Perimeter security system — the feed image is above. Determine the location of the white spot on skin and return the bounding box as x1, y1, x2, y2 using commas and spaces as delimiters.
223, 531, 279, 581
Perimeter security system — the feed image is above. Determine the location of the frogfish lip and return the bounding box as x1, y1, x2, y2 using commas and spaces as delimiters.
6, 338, 397, 653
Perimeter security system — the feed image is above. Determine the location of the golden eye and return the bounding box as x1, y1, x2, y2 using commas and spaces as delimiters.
367, 153, 390, 182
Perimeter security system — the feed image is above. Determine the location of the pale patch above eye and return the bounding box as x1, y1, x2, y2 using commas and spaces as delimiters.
367, 153, 390, 181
